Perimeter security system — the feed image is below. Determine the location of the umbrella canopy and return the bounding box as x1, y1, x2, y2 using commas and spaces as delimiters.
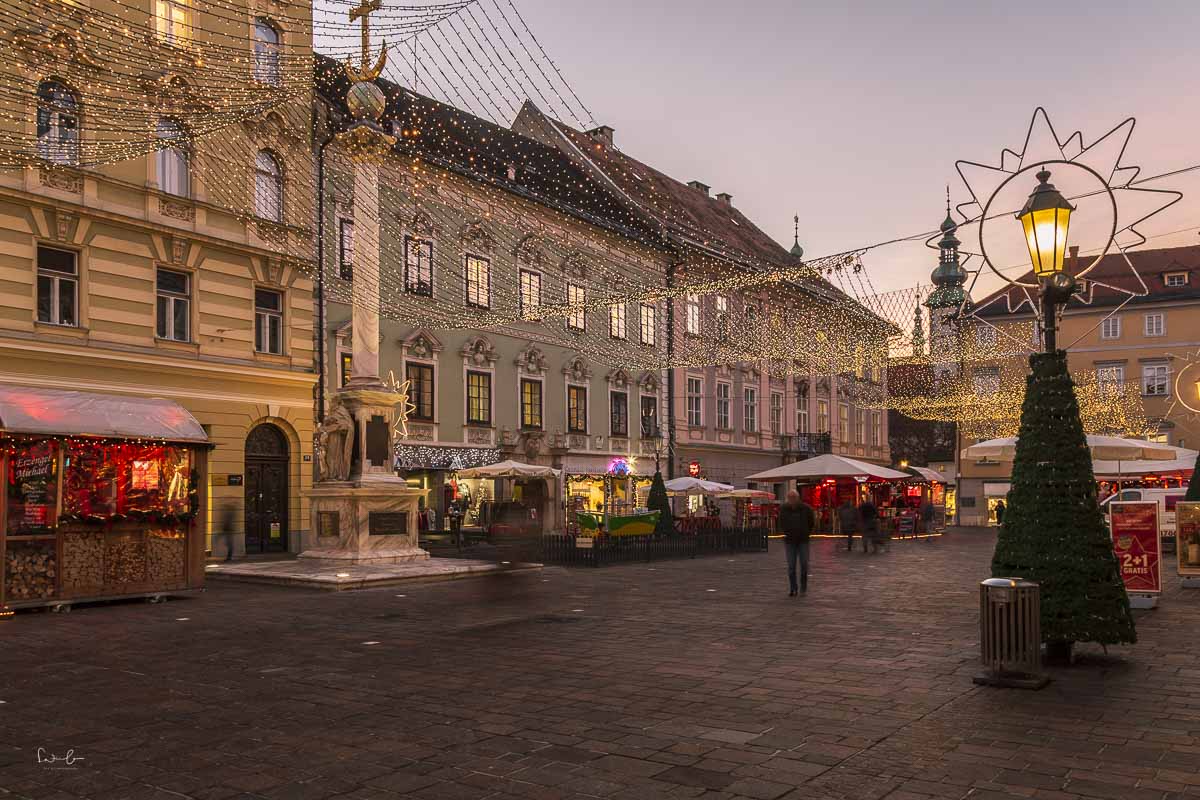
1094, 448, 1198, 478
456, 460, 561, 479
663, 476, 735, 495
964, 435, 1177, 462
907, 466, 948, 483
716, 488, 776, 500
745, 453, 910, 482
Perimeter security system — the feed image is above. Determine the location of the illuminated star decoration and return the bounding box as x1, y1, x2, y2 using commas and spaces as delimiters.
385, 370, 418, 440
1167, 348, 1200, 419
952, 107, 1181, 349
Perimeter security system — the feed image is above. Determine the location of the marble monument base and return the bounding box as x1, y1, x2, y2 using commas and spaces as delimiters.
301, 479, 429, 564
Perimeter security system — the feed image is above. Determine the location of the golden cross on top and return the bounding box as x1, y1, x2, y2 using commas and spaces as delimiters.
345, 0, 388, 82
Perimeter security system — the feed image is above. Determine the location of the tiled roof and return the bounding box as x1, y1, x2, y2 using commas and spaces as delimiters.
974, 244, 1200, 317
314, 55, 659, 244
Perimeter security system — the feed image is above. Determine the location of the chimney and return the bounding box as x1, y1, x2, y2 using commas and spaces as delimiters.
716, 192, 733, 206
687, 180, 710, 196
1068, 245, 1079, 271
586, 124, 614, 146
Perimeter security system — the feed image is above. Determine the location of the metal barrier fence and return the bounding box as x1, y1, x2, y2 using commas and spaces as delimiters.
541, 527, 769, 567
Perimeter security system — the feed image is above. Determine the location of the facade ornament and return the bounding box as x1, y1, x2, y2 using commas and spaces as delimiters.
639, 372, 659, 393
549, 430, 567, 450
459, 219, 494, 253
460, 336, 497, 366
561, 250, 587, 280
514, 343, 547, 375
158, 196, 194, 222
606, 368, 629, 388
522, 431, 543, 460
41, 167, 83, 195
12, 24, 104, 71
170, 237, 187, 264
410, 210, 434, 237
515, 234, 547, 269
467, 427, 493, 445
562, 355, 592, 382
54, 209, 76, 242
499, 427, 517, 447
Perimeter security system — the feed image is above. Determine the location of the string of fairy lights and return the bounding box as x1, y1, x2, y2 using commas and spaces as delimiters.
2, 0, 1184, 438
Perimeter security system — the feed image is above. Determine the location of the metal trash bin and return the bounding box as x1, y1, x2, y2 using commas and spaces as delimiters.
973, 577, 1050, 689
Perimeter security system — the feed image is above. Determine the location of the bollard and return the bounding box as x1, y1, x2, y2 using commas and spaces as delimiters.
973, 577, 1050, 689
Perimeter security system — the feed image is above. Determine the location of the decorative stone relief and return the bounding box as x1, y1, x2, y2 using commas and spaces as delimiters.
460, 336, 498, 367
562, 356, 592, 383
515, 234, 547, 269
467, 427, 493, 445
158, 196, 194, 222
41, 168, 83, 195
12, 24, 102, 71
549, 430, 566, 450
561, 251, 587, 280
459, 220, 494, 254
606, 368, 629, 389
522, 431, 543, 460
407, 424, 435, 442
171, 237, 187, 264
54, 210, 76, 242
499, 427, 517, 447
639, 372, 659, 394
514, 343, 547, 376
569, 434, 587, 450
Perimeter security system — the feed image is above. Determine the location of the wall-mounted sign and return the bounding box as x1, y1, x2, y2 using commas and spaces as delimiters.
1111, 501, 1161, 595
688, 461, 701, 477
211, 474, 244, 487
1176, 502, 1200, 577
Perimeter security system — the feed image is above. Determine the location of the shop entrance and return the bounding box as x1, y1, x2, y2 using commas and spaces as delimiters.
244, 423, 289, 554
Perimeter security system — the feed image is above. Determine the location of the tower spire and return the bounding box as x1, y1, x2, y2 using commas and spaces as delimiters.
925, 190, 967, 311
789, 214, 804, 259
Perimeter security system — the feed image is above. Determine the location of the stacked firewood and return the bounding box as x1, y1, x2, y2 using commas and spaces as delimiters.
147, 532, 185, 582
104, 536, 146, 585
5, 544, 56, 600
62, 530, 105, 591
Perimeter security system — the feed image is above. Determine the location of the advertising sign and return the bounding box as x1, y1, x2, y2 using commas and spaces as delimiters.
6, 440, 58, 536
688, 461, 701, 478
1177, 502, 1200, 577
1110, 501, 1161, 594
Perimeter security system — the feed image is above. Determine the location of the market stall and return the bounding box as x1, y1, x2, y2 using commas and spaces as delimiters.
1, 386, 209, 612
663, 477, 734, 533
564, 457, 652, 534
455, 460, 560, 537
900, 466, 948, 532
746, 454, 911, 532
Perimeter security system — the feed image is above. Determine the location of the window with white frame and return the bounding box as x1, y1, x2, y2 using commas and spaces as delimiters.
1142, 363, 1169, 396
566, 282, 585, 331
743, 387, 758, 433
253, 19, 281, 85
155, 118, 189, 197
465, 255, 490, 308
640, 303, 656, 346
973, 366, 1000, 395
715, 295, 729, 340
610, 391, 628, 436
1096, 364, 1125, 391
797, 396, 809, 433
1147, 432, 1169, 444
817, 399, 829, 433
406, 362, 434, 420
404, 235, 433, 296
254, 150, 283, 222
609, 302, 626, 339
156, 268, 190, 342
770, 391, 783, 434
687, 377, 703, 427
1165, 272, 1188, 287
872, 411, 882, 446
36, 80, 80, 166
520, 378, 542, 429
338, 219, 354, 280
155, 0, 189, 46
567, 385, 587, 433
855, 408, 865, 444
640, 395, 657, 436
36, 245, 78, 326
467, 371, 492, 424
716, 382, 731, 429
1144, 313, 1165, 337
254, 288, 283, 354
685, 293, 701, 335
1101, 316, 1121, 339
519, 269, 541, 315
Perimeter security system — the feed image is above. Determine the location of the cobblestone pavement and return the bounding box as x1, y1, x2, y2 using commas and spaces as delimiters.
2, 530, 1197, 800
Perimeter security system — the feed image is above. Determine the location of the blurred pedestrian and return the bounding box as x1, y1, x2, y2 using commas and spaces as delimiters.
837, 499, 859, 552
779, 489, 816, 596
860, 500, 884, 553
994, 499, 1006, 527
920, 498, 936, 534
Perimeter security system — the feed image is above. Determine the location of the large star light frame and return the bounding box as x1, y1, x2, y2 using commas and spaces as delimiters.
950, 108, 1181, 350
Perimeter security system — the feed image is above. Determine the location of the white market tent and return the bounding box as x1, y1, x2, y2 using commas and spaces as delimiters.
0, 385, 208, 443
716, 488, 776, 500
908, 466, 948, 483
745, 453, 910, 483
455, 460, 561, 479
1093, 448, 1198, 479
963, 435, 1176, 462
663, 476, 734, 495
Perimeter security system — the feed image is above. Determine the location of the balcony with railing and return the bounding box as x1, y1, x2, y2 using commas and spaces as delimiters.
776, 432, 832, 459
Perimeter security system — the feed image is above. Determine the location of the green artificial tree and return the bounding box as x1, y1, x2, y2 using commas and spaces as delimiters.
1186, 448, 1200, 501
647, 470, 675, 537
991, 351, 1136, 659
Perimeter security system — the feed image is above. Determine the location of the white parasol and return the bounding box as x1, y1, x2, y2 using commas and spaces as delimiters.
663, 476, 735, 495
456, 460, 561, 479
745, 453, 910, 482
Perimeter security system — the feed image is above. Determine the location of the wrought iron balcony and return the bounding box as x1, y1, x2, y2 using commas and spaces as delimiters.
778, 433, 832, 457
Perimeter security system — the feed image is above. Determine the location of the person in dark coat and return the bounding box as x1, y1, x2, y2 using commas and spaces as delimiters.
920, 499, 936, 534
860, 500, 882, 553
994, 499, 1006, 526
837, 500, 859, 552
779, 490, 816, 596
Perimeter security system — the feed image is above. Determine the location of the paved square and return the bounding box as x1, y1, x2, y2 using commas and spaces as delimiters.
1, 531, 1195, 799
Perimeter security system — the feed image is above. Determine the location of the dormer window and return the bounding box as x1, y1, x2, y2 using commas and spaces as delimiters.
1165, 272, 1188, 287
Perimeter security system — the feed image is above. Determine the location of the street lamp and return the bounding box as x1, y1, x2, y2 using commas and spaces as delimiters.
1016, 168, 1076, 353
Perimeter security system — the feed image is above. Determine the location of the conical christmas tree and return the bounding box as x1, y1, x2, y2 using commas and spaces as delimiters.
1186, 449, 1200, 502
647, 470, 675, 537
991, 351, 1136, 650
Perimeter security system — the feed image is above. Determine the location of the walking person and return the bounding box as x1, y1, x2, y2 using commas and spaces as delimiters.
920, 498, 936, 535
779, 489, 816, 596
994, 499, 1006, 527
837, 499, 859, 552
860, 499, 883, 553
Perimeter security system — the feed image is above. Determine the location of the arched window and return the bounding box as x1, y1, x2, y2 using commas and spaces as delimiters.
156, 118, 189, 197
253, 19, 281, 85
254, 150, 282, 222
36, 80, 80, 166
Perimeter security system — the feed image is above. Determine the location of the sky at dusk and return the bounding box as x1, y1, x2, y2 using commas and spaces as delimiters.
508, 0, 1200, 299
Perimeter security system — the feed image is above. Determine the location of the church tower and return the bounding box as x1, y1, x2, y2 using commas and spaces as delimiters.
923, 191, 969, 378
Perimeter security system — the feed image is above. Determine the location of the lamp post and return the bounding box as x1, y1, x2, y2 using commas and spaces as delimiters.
1016, 168, 1076, 353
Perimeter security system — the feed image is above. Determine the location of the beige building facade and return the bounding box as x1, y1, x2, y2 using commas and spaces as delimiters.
0, 1, 317, 554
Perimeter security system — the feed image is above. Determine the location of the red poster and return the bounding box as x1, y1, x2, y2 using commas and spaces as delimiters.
1111, 501, 1161, 594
